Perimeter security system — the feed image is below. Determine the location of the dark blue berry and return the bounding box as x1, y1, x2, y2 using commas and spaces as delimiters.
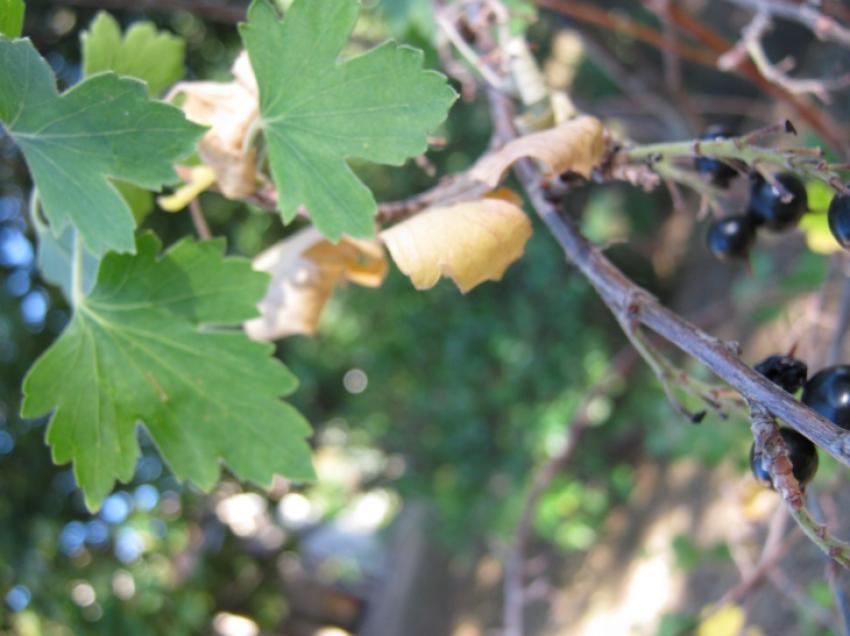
828, 192, 850, 249
754, 355, 807, 393
749, 428, 818, 489
695, 126, 738, 188
801, 365, 850, 430
706, 215, 757, 261
747, 172, 808, 231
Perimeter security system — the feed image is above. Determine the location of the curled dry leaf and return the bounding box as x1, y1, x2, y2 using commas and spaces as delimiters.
245, 227, 387, 340
380, 199, 532, 293
471, 115, 605, 187
168, 52, 258, 199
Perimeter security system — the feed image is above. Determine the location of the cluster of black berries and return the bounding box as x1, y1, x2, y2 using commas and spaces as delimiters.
693, 128, 810, 262
748, 355, 850, 489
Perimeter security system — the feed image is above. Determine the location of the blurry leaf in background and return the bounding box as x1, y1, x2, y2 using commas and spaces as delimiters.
377, 0, 435, 36
697, 604, 762, 636
503, 0, 538, 35
471, 115, 605, 187
21, 233, 315, 510
245, 226, 387, 340
0, 0, 24, 38
81, 12, 185, 96
380, 199, 532, 292
239, 0, 457, 240
800, 180, 841, 254
0, 38, 204, 256
800, 210, 839, 254
169, 53, 258, 199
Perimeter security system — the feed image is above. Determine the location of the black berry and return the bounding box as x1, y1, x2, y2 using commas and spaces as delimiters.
801, 365, 850, 430
706, 215, 757, 261
749, 428, 818, 489
754, 355, 807, 393
747, 172, 808, 231
828, 192, 850, 249
695, 126, 738, 188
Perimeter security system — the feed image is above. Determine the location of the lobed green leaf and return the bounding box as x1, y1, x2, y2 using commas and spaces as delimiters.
22, 234, 315, 510
0, 38, 204, 256
239, 0, 457, 240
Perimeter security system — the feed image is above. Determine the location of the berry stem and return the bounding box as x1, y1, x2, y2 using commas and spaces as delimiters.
624, 133, 850, 194
619, 317, 708, 422
749, 401, 850, 568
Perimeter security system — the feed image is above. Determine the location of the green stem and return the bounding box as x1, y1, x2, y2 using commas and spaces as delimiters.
27, 189, 47, 234
71, 229, 84, 307
625, 137, 848, 192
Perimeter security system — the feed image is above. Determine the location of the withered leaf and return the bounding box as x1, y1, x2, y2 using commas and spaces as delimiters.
380, 199, 532, 293
471, 115, 605, 187
245, 227, 387, 340
169, 52, 258, 199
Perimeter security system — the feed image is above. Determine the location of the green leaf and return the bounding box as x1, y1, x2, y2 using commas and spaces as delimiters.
36, 183, 151, 302
81, 12, 185, 96
36, 225, 98, 299
239, 0, 457, 240
114, 180, 154, 224
21, 233, 315, 510
0, 0, 24, 39
0, 38, 204, 257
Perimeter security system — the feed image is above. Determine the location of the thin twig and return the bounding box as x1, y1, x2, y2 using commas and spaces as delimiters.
531, 0, 719, 67
503, 349, 637, 636
710, 514, 803, 614
435, 10, 506, 91
809, 489, 850, 635
663, 3, 849, 153
534, 0, 850, 152
828, 263, 850, 366
721, 0, 850, 48
725, 11, 850, 103
188, 198, 212, 241
768, 567, 842, 631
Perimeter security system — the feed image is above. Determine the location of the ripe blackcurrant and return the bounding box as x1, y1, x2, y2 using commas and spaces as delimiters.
828, 192, 850, 249
695, 127, 738, 188
801, 365, 850, 429
754, 355, 807, 393
749, 428, 818, 489
705, 215, 757, 261
747, 172, 808, 231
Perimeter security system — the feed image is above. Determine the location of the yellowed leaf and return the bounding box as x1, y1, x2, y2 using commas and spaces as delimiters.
697, 604, 746, 636
470, 115, 605, 188
380, 199, 532, 293
244, 227, 387, 340
485, 187, 524, 207
168, 52, 258, 199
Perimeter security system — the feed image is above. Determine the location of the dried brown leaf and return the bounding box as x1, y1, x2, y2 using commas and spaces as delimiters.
470, 115, 605, 187
380, 199, 532, 293
169, 52, 258, 199
245, 227, 387, 340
